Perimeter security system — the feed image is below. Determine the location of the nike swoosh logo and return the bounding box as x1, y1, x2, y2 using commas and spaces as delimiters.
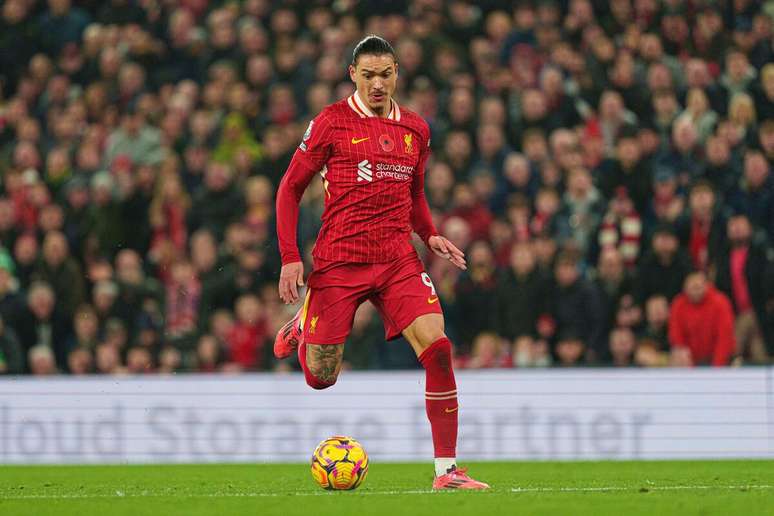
351, 137, 369, 144
427, 297, 439, 304
445, 406, 458, 413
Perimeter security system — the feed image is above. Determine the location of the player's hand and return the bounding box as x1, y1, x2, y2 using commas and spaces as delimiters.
279, 261, 304, 304
428, 235, 467, 270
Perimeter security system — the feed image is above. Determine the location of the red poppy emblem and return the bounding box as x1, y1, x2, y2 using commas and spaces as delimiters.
379, 134, 394, 152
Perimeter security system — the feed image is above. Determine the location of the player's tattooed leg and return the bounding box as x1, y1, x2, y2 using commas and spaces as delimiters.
306, 344, 344, 384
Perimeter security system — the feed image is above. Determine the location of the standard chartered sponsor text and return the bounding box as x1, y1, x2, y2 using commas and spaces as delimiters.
375, 162, 413, 181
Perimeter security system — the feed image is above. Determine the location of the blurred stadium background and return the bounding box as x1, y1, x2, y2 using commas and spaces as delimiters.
0, 0, 773, 470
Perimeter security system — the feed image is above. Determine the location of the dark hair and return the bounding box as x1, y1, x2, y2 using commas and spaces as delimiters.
555, 250, 579, 267
616, 124, 639, 142
351, 35, 396, 66
690, 178, 715, 195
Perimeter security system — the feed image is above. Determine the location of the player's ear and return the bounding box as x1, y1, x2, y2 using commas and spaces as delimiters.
394, 61, 399, 77
348, 64, 357, 83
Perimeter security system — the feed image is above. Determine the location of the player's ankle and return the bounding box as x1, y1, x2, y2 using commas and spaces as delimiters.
434, 457, 456, 477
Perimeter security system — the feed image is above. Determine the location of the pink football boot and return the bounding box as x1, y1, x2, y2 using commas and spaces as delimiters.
273, 308, 303, 359
432, 466, 490, 490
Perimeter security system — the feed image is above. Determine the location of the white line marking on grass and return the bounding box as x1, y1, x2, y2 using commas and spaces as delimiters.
2, 485, 772, 500
510, 485, 773, 493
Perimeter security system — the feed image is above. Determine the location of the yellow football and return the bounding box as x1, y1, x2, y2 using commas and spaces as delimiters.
310, 436, 369, 490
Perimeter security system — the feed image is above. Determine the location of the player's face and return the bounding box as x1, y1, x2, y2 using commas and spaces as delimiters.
349, 54, 398, 115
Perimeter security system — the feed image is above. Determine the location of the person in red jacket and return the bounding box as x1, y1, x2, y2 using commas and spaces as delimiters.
227, 294, 268, 370
668, 270, 736, 366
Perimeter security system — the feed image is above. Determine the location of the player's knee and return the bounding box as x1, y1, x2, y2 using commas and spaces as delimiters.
424, 328, 446, 346
415, 326, 446, 353
306, 376, 336, 390
305, 365, 338, 389
406, 314, 446, 352
302, 343, 343, 389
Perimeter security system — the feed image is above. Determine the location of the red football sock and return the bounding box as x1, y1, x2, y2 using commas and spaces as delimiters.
298, 341, 335, 390
418, 337, 458, 458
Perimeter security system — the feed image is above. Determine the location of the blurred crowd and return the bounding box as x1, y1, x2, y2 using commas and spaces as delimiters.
0, 0, 772, 376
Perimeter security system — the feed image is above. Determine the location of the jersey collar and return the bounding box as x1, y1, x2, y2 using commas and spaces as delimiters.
348, 91, 401, 121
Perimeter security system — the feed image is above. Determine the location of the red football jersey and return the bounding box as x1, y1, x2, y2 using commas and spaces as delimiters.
276, 92, 437, 264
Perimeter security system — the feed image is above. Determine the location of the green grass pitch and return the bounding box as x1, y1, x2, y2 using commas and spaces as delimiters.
1, 461, 772, 516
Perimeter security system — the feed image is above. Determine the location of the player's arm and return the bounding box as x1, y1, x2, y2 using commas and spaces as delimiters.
276, 115, 333, 304
411, 133, 467, 270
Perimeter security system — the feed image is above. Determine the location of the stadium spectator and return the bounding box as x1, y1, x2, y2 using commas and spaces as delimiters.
556, 167, 604, 260
126, 345, 153, 374
759, 120, 774, 164
88, 172, 125, 258
67, 346, 92, 375
196, 334, 224, 373
592, 247, 636, 341
595, 188, 643, 269
13, 233, 39, 291
0, 315, 23, 374
636, 225, 691, 304
38, 0, 91, 57
114, 249, 162, 337
701, 135, 737, 198
756, 64, 774, 122
94, 342, 122, 375
512, 334, 551, 368
597, 126, 651, 215
103, 318, 128, 352
609, 327, 636, 367
92, 279, 120, 332
33, 230, 84, 317
457, 332, 511, 369
646, 168, 684, 234
188, 162, 246, 240
69, 304, 98, 350
530, 187, 560, 238
634, 337, 670, 368
554, 330, 586, 367
668, 271, 736, 366
451, 183, 494, 242
727, 150, 774, 242
226, 293, 269, 370
28, 344, 58, 375
164, 260, 200, 348
640, 295, 671, 352
547, 252, 605, 363
494, 243, 547, 344
0, 249, 22, 326
342, 302, 383, 370
158, 345, 182, 374
714, 215, 772, 364
15, 281, 71, 370
676, 181, 726, 272
104, 105, 165, 169
453, 241, 497, 354
678, 88, 718, 145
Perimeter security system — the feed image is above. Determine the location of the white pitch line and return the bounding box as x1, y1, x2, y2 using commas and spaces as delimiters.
510, 485, 773, 493
0, 490, 437, 500
1, 485, 772, 500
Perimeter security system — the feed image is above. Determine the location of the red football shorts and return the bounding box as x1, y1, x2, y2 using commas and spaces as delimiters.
299, 251, 443, 344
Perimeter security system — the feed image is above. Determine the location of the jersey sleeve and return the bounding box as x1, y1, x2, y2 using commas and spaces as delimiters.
410, 124, 438, 245
275, 113, 333, 265
294, 112, 335, 171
